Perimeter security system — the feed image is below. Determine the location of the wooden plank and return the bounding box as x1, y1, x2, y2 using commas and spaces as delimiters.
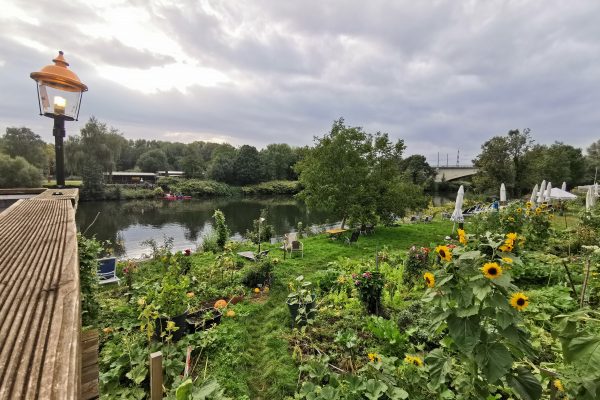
150, 351, 163, 400
81, 330, 99, 400
0, 191, 81, 399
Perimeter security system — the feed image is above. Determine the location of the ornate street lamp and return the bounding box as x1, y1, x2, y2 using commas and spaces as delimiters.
30, 51, 87, 187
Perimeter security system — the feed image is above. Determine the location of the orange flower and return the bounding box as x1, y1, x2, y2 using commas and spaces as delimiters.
226, 310, 236, 318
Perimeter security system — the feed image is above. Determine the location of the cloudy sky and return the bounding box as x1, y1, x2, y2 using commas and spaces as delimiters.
1, 0, 598, 165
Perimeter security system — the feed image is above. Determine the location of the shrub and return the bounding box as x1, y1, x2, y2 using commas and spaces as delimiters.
240, 258, 275, 288
168, 179, 234, 197
352, 271, 384, 314
213, 210, 230, 250
241, 180, 301, 195
78, 233, 101, 326
402, 246, 430, 285
199, 230, 220, 253
0, 153, 42, 188
245, 208, 274, 243
313, 269, 342, 293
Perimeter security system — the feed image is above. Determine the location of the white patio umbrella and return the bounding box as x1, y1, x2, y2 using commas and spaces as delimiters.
450, 185, 464, 232
592, 187, 597, 207
530, 184, 539, 203
545, 182, 553, 204
561, 182, 567, 191
595, 183, 599, 197
538, 180, 547, 203
500, 183, 507, 203
549, 187, 577, 200
586, 188, 592, 211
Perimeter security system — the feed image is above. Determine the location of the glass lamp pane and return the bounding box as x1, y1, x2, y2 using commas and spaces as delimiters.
37, 82, 82, 120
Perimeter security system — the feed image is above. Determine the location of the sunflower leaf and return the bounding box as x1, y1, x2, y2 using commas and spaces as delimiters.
447, 314, 480, 353
474, 342, 513, 383
507, 367, 542, 400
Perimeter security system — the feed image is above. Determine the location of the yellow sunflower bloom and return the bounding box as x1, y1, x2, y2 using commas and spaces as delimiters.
510, 292, 529, 311
502, 257, 513, 264
499, 244, 513, 253
458, 229, 467, 245
517, 208, 522, 213
553, 379, 564, 392
423, 272, 435, 288
404, 355, 423, 366
481, 262, 503, 279
526, 201, 532, 208
506, 233, 518, 241
535, 208, 542, 215
368, 353, 381, 363
435, 245, 452, 262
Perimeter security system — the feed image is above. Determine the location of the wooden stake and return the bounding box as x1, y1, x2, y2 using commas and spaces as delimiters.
150, 351, 163, 400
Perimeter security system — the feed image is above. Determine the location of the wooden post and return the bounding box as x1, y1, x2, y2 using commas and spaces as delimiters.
150, 351, 163, 400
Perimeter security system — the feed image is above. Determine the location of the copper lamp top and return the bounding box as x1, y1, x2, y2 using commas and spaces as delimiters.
30, 51, 88, 92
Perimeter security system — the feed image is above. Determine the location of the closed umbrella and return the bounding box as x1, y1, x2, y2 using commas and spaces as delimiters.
595, 183, 599, 197
451, 185, 464, 232
561, 182, 567, 191
538, 180, 547, 203
500, 183, 506, 203
586, 188, 592, 211
530, 184, 539, 203
545, 182, 552, 204
593, 187, 597, 207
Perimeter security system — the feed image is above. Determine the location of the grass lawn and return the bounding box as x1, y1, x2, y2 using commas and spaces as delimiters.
44, 179, 82, 187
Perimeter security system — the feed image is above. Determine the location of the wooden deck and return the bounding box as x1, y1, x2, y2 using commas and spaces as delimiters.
0, 191, 81, 399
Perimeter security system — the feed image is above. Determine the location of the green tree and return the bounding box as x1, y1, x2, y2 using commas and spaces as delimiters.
399, 154, 436, 186
585, 139, 600, 182
233, 145, 264, 185
473, 129, 533, 196
296, 118, 425, 227
1, 127, 48, 171
207, 145, 236, 183
260, 143, 299, 180
0, 154, 43, 188
136, 149, 168, 172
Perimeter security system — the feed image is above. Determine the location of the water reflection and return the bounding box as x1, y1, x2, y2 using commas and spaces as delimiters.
76, 197, 333, 258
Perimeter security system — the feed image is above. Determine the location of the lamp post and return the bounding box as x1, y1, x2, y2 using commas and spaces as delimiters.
30, 51, 87, 187
258, 217, 265, 253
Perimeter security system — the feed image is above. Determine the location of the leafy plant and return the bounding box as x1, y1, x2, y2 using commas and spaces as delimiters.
78, 233, 101, 326
402, 245, 430, 286
352, 271, 384, 315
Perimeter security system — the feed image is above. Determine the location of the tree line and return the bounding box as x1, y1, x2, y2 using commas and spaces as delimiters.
473, 128, 598, 196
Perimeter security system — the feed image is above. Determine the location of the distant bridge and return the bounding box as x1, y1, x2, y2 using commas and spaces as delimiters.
435, 166, 478, 182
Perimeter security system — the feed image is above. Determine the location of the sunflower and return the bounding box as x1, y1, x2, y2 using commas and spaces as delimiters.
535, 208, 542, 215
435, 245, 452, 262
506, 232, 518, 241
481, 262, 503, 279
502, 256, 513, 264
499, 244, 513, 253
526, 201, 532, 208
553, 379, 564, 392
516, 208, 522, 213
457, 229, 467, 245
404, 355, 423, 367
510, 292, 529, 311
368, 353, 381, 363
423, 272, 435, 288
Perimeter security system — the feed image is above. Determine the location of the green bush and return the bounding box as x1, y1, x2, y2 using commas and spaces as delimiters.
240, 258, 275, 288
78, 233, 101, 326
241, 180, 300, 195
170, 179, 234, 197
0, 153, 42, 188
213, 210, 230, 250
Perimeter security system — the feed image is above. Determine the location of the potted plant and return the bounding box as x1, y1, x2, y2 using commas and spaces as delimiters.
153, 273, 189, 341
286, 275, 316, 328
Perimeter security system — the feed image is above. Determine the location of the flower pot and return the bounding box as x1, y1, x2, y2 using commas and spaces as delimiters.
154, 311, 188, 341
186, 308, 223, 332
286, 294, 316, 328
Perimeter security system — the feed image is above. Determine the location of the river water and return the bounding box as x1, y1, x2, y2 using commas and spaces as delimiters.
75, 195, 454, 259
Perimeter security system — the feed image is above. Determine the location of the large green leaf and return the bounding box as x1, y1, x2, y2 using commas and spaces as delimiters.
176, 379, 194, 400
426, 348, 451, 390
474, 342, 513, 383
563, 335, 600, 374
364, 379, 387, 400
507, 367, 542, 400
447, 314, 480, 353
